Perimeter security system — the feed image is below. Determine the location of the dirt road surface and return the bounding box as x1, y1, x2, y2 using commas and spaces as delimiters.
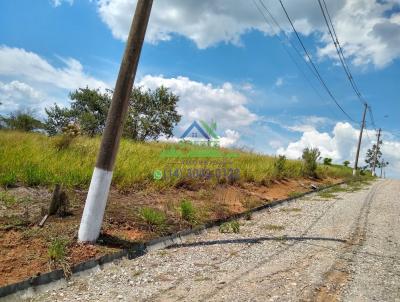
16, 179, 400, 301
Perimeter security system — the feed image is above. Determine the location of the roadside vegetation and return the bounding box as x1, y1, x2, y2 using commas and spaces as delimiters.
0, 130, 354, 190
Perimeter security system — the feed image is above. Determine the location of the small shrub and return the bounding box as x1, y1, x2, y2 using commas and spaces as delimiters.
274, 155, 286, 178
219, 222, 231, 233
219, 220, 240, 233
139, 207, 166, 230
302, 147, 321, 177
230, 220, 240, 233
48, 238, 68, 262
179, 199, 196, 223
54, 124, 80, 151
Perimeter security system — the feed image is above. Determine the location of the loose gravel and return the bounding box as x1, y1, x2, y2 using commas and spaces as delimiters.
8, 179, 399, 302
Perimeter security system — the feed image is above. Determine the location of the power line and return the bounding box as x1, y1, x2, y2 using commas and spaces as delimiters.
279, 0, 356, 123
318, 0, 365, 107
252, 0, 328, 104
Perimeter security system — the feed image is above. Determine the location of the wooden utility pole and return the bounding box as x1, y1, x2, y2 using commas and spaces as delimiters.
78, 0, 153, 242
353, 103, 368, 176
371, 128, 381, 176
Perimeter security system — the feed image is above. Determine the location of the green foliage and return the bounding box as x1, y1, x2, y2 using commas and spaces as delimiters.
1, 111, 43, 132
179, 199, 196, 223
139, 207, 166, 230
0, 131, 355, 189
44, 86, 181, 140
323, 157, 332, 165
365, 142, 382, 169
48, 238, 68, 262
44, 104, 75, 136
219, 220, 240, 233
123, 86, 181, 141
273, 155, 286, 178
302, 147, 321, 177
53, 124, 80, 151
343, 160, 350, 167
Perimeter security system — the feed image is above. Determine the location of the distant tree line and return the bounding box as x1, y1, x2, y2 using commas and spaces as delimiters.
0, 86, 181, 142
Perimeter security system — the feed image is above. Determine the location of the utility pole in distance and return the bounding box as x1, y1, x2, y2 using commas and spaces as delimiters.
78, 0, 153, 242
371, 128, 382, 176
353, 103, 368, 176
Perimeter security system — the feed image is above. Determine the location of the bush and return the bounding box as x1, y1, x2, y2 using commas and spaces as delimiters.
274, 155, 286, 178
219, 220, 240, 233
323, 157, 332, 165
48, 238, 68, 262
53, 124, 80, 151
343, 160, 350, 167
179, 199, 196, 223
302, 147, 321, 177
139, 207, 166, 230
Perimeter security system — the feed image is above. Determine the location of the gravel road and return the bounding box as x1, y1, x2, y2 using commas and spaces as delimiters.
15, 179, 400, 301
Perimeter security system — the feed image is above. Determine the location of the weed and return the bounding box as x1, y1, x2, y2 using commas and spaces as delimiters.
274, 155, 286, 178
219, 222, 231, 233
0, 131, 358, 189
48, 238, 68, 262
302, 147, 320, 177
262, 224, 285, 231
230, 220, 240, 233
139, 207, 166, 230
179, 199, 196, 224
288, 191, 303, 198
219, 220, 240, 233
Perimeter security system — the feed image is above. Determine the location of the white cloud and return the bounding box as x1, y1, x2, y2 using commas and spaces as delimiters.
50, 0, 74, 7
137, 75, 258, 133
0, 46, 108, 91
97, 0, 400, 68
219, 129, 240, 148
275, 77, 284, 87
277, 122, 400, 178
0, 81, 51, 115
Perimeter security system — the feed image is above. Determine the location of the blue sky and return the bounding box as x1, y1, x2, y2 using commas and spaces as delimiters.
0, 0, 399, 177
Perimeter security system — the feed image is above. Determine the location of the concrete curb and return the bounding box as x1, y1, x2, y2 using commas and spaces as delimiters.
0, 181, 343, 298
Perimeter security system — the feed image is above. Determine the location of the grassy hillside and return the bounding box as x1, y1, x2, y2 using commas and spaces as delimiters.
0, 130, 353, 190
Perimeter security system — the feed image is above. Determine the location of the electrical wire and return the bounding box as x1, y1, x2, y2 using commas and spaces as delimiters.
279, 0, 356, 123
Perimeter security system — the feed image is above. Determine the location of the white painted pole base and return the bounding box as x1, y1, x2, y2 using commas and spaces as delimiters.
352, 169, 357, 176
78, 167, 113, 242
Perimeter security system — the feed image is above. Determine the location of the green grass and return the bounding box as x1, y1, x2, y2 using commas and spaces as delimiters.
179, 199, 196, 224
48, 238, 68, 262
139, 207, 166, 230
0, 130, 355, 190
219, 220, 240, 233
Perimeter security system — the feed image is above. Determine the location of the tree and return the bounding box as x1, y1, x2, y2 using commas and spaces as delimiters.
323, 157, 332, 165
302, 147, 321, 177
365, 141, 382, 170
123, 86, 181, 140
343, 160, 350, 167
44, 104, 76, 136
1, 111, 44, 132
44, 86, 181, 140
